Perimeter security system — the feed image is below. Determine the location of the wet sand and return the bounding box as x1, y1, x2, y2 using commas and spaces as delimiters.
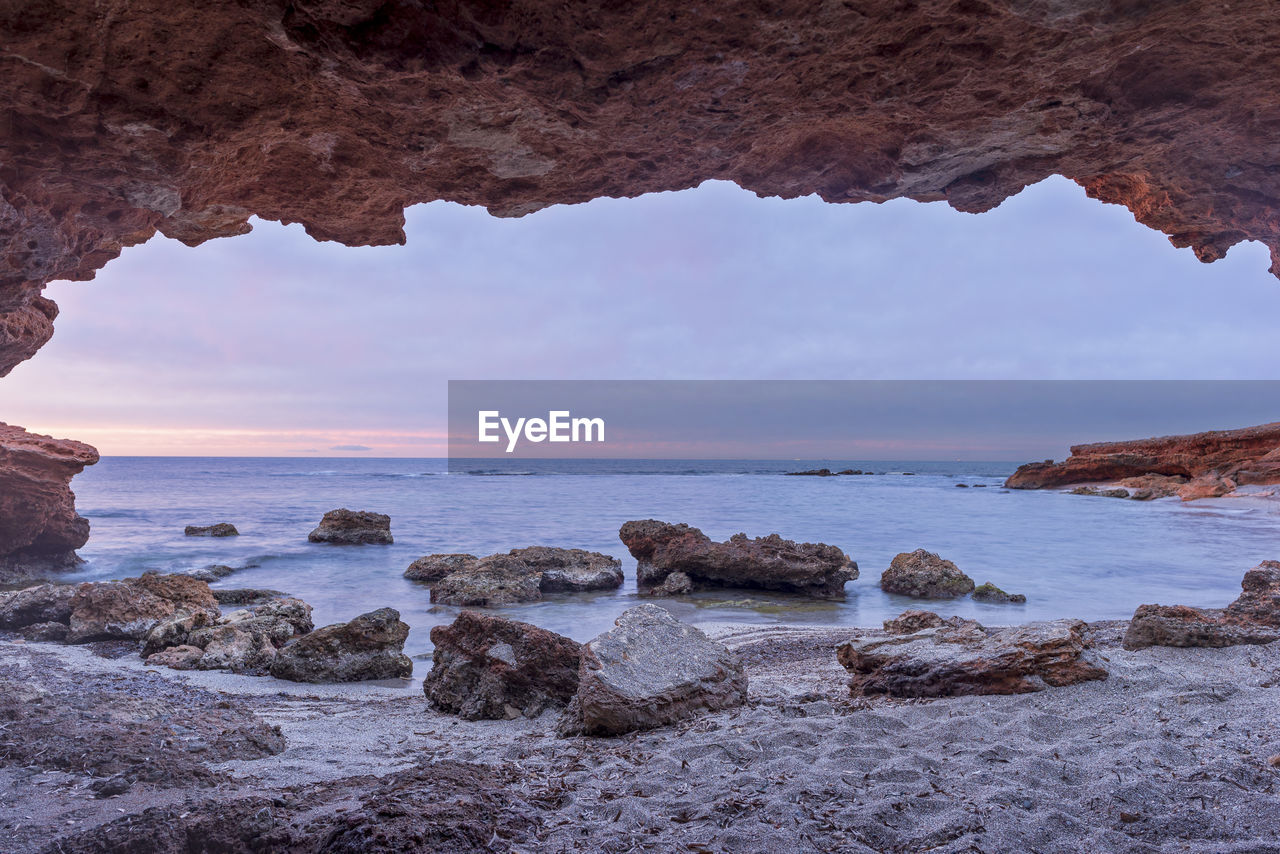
4, 620, 1280, 853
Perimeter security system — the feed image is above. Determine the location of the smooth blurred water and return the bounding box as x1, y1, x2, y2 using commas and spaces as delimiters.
64, 457, 1280, 662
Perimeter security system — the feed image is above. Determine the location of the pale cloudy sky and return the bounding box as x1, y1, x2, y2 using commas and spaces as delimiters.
2, 176, 1278, 456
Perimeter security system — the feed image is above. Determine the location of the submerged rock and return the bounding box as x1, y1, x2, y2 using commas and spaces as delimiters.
307, 508, 393, 545
1122, 562, 1280, 650
405, 553, 479, 583
184, 522, 239, 537
430, 554, 543, 606
559, 604, 747, 736
270, 607, 412, 682
425, 611, 583, 720
839, 618, 1108, 697
619, 520, 857, 599
507, 546, 623, 592
972, 582, 1027, 604
879, 549, 975, 599
0, 582, 75, 629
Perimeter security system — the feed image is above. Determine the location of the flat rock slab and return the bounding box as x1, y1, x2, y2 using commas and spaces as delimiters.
307, 508, 392, 545
270, 607, 412, 682
560, 604, 747, 736
619, 520, 856, 599
839, 618, 1108, 698
425, 611, 583, 720
1123, 562, 1280, 650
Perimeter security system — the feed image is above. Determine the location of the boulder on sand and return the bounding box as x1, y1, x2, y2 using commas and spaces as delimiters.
839, 617, 1108, 697
0, 582, 76, 629
879, 549, 975, 599
307, 509, 392, 545
67, 573, 220, 643
145, 596, 315, 673
1122, 561, 1280, 650
270, 607, 412, 682
618, 520, 857, 599
184, 523, 238, 537
425, 611, 583, 720
559, 604, 747, 736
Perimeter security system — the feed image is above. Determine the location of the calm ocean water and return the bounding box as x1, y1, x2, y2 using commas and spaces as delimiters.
63, 457, 1280, 663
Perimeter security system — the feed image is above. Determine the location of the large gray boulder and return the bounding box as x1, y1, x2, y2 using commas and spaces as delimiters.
425, 611, 583, 720
559, 604, 747, 736
270, 607, 413, 682
618, 520, 857, 599
307, 508, 392, 545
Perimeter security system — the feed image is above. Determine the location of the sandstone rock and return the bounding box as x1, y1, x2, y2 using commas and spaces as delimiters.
307, 509, 392, 545
1006, 423, 1280, 496
880, 550, 975, 599
0, 424, 98, 581
559, 604, 747, 736
270, 608, 412, 683
839, 619, 1108, 697
972, 582, 1027, 604
0, 582, 75, 628
1123, 562, 1280, 650
19, 621, 68, 642
425, 611, 583, 720
67, 574, 219, 643
405, 553, 479, 583
507, 546, 623, 593
145, 644, 205, 671
619, 520, 856, 599
184, 523, 239, 537
430, 554, 543, 607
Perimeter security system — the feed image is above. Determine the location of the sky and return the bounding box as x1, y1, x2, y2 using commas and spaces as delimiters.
1, 176, 1278, 457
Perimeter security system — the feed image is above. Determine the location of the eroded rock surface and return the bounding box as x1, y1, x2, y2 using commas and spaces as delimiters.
1122, 561, 1280, 650
424, 547, 624, 606
839, 617, 1108, 697
184, 522, 238, 537
880, 549, 976, 599
430, 554, 544, 606
508, 546, 624, 593
425, 610, 582, 720
67, 573, 220, 643
0, 423, 99, 581
307, 508, 392, 545
1007, 422, 1280, 496
560, 604, 747, 736
405, 553, 479, 583
269, 607, 412, 682
619, 520, 857, 599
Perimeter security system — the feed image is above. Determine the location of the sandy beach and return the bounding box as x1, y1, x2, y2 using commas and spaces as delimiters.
4, 618, 1279, 853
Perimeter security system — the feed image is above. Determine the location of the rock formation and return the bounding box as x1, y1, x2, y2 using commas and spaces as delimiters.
0, 423, 98, 581
1122, 561, 1280, 650
307, 508, 393, 544
619, 520, 857, 599
560, 604, 747, 736
184, 523, 239, 537
1006, 422, 1280, 498
405, 553, 480, 583
66, 572, 220, 643
879, 549, 976, 598
421, 547, 624, 606
972, 582, 1027, 604
839, 617, 1108, 697
270, 607, 413, 682
425, 611, 583, 720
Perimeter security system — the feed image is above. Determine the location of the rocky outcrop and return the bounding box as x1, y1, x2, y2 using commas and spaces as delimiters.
0, 582, 75, 628
839, 617, 1108, 697
619, 520, 857, 599
307, 508, 392, 545
269, 607, 413, 682
972, 582, 1027, 604
67, 573, 220, 643
424, 547, 624, 606
1122, 561, 1280, 650
425, 611, 583, 720
0, 424, 98, 582
1006, 422, 1280, 498
559, 604, 747, 736
143, 596, 314, 673
879, 550, 975, 599
184, 523, 239, 537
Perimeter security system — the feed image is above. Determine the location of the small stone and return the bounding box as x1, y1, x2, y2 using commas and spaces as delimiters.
307, 509, 392, 545
184, 523, 238, 537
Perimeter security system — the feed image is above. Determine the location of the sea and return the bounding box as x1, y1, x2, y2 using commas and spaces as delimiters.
62, 457, 1280, 663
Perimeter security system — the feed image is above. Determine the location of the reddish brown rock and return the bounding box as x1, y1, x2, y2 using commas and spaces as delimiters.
1006, 422, 1280, 496
839, 619, 1108, 697
67, 573, 220, 644
619, 520, 857, 599
5, 0, 1280, 384
425, 611, 583, 720
0, 423, 98, 581
1123, 561, 1280, 649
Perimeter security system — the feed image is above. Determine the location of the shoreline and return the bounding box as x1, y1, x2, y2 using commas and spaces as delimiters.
5, 618, 1280, 852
